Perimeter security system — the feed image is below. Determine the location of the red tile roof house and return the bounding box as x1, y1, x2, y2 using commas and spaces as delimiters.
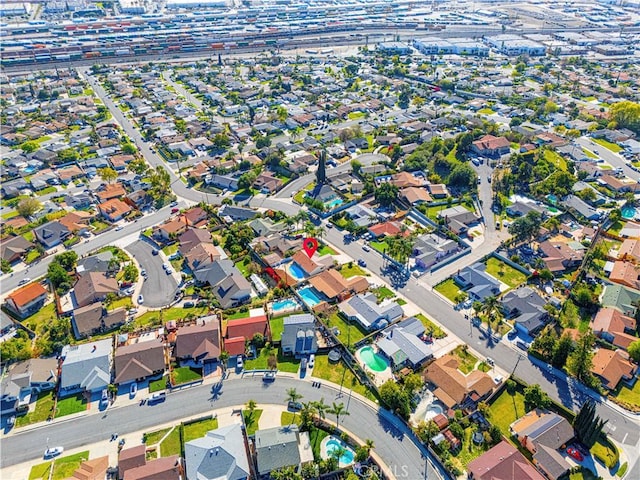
223, 336, 246, 357
472, 134, 511, 157
5, 282, 48, 318
609, 261, 640, 290
468, 441, 545, 480
591, 348, 638, 391
154, 219, 188, 241
180, 206, 209, 228
118, 444, 182, 480
368, 221, 408, 239
591, 307, 638, 350
98, 198, 133, 223
114, 338, 166, 386
225, 315, 269, 343
174, 318, 221, 370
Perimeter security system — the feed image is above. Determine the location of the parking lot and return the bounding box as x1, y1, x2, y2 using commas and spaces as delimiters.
126, 240, 180, 308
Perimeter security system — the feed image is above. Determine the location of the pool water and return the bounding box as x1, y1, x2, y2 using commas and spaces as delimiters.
288, 262, 306, 280
298, 287, 322, 307
358, 346, 388, 372
622, 206, 637, 220
325, 438, 355, 465
271, 298, 297, 313
325, 198, 344, 209
424, 402, 444, 421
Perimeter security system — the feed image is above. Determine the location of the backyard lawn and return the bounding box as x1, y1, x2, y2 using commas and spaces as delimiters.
485, 257, 528, 288
183, 417, 219, 442
489, 388, 526, 437
339, 264, 369, 278
235, 259, 251, 277
159, 427, 181, 457
593, 138, 623, 153
225, 309, 251, 320
269, 316, 285, 341
615, 380, 640, 409
451, 345, 478, 374
56, 394, 87, 417
281, 411, 302, 426
415, 314, 447, 339
310, 427, 330, 460
243, 409, 263, 435
311, 354, 375, 401
16, 391, 54, 427
434, 278, 462, 303
21, 303, 57, 331
171, 366, 202, 385
543, 149, 568, 171
135, 306, 209, 328
451, 427, 492, 469
326, 312, 368, 346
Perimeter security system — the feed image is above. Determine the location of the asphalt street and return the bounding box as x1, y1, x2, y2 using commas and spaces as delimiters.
0, 377, 444, 479
576, 137, 638, 180
125, 240, 179, 308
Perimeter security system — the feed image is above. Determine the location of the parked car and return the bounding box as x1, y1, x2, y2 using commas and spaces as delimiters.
171, 208, 179, 214
137, 295, 144, 304
263, 371, 276, 382
18, 278, 31, 286
115, 225, 124, 231
152, 249, 159, 256
148, 392, 166, 404
236, 355, 243, 370
288, 401, 303, 411
183, 301, 195, 308
486, 357, 495, 366
362, 245, 370, 252
162, 263, 170, 270
357, 259, 367, 267
130, 382, 137, 397
567, 447, 584, 462
140, 269, 147, 277
301, 358, 308, 371
308, 354, 315, 369
44, 447, 64, 459
165, 267, 173, 275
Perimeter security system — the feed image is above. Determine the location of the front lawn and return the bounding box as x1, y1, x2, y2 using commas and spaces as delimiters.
317, 244, 337, 255
159, 427, 181, 457
108, 297, 133, 311
24, 249, 43, 264
414, 313, 447, 339
183, 417, 219, 442
144, 427, 172, 445
339, 263, 369, 278
434, 278, 462, 303
593, 138, 623, 153
171, 366, 202, 386
478, 108, 496, 115
243, 409, 263, 435
488, 388, 526, 437
485, 257, 528, 288
135, 306, 209, 328
149, 376, 167, 393
281, 411, 302, 426
56, 394, 87, 417
570, 467, 599, 480
277, 351, 301, 373
311, 354, 375, 401
372, 286, 395, 302
244, 347, 275, 370
326, 312, 368, 346
451, 345, 478, 374
16, 391, 55, 427
29, 461, 52, 480
162, 243, 179, 256
615, 380, 640, 409
370, 239, 390, 254
591, 438, 618, 469
269, 316, 285, 341
50, 451, 90, 480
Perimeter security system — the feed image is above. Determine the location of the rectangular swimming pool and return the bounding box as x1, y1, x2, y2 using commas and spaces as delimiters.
298, 286, 323, 307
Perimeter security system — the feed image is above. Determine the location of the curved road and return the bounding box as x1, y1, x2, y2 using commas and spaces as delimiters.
0, 376, 444, 479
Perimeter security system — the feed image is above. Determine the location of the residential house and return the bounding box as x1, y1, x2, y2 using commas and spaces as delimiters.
591, 307, 638, 350
510, 410, 573, 480
0, 311, 16, 339
281, 314, 317, 356
67, 456, 110, 480
185, 243, 224, 272
288, 251, 325, 278
34, 220, 71, 248
72, 302, 124, 339
343, 204, 378, 228
472, 135, 511, 157
423, 354, 495, 410
538, 240, 584, 273
468, 441, 545, 480
601, 284, 640, 317
59, 211, 94, 235
368, 221, 407, 239
76, 251, 115, 276
193, 259, 251, 309
154, 219, 188, 241
114, 338, 166, 386
561, 195, 601, 221
98, 198, 132, 222
0, 235, 33, 264
254, 425, 313, 478
119, 445, 182, 480
174, 318, 221, 367
225, 315, 269, 345
181, 207, 209, 228
389, 171, 424, 188
125, 190, 153, 210
427, 183, 449, 198
619, 222, 640, 239
207, 174, 239, 191
59, 339, 112, 396
308, 268, 369, 302
178, 228, 212, 257
609, 261, 640, 290
5, 282, 48, 318
591, 348, 637, 391
453, 262, 501, 301
413, 233, 460, 270
501, 287, 549, 336
506, 201, 545, 218
249, 218, 288, 236
73, 272, 120, 308
253, 171, 283, 194
0, 357, 57, 415
338, 293, 403, 331
376, 317, 433, 370
619, 239, 640, 263
184, 424, 251, 480
95, 183, 127, 202
65, 192, 93, 210
399, 187, 432, 205
438, 205, 479, 235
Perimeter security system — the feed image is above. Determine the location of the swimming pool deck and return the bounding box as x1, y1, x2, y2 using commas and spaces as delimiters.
355, 347, 394, 386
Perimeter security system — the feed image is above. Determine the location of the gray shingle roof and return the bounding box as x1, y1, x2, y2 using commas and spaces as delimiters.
60, 339, 112, 392
184, 424, 250, 480
255, 425, 301, 476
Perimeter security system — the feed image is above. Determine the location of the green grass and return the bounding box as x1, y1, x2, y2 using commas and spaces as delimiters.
225, 309, 251, 320
582, 148, 598, 159
21, 303, 57, 331
489, 388, 526, 437
162, 243, 179, 256
348, 111, 366, 120
311, 354, 375, 401
591, 438, 618, 469
478, 108, 496, 115
397, 298, 407, 305
372, 286, 395, 302
171, 366, 202, 385
434, 278, 462, 303
108, 296, 133, 311
16, 391, 55, 427
317, 244, 337, 255
451, 345, 478, 374
615, 380, 640, 408
617, 462, 628, 478
244, 346, 274, 370
51, 451, 90, 480
159, 427, 181, 457
281, 411, 302, 426
90, 220, 110, 233
608, 220, 625, 236
1, 210, 18, 219
29, 460, 52, 480
451, 427, 492, 468
243, 409, 263, 435
570, 467, 599, 480
339, 264, 369, 278
310, 427, 330, 461
144, 427, 172, 445
370, 239, 390, 254
24, 248, 42, 264
485, 257, 528, 288
235, 259, 251, 277
277, 351, 301, 373
543, 149, 568, 171
326, 312, 368, 346
134, 306, 209, 328
414, 314, 447, 339
183, 417, 219, 442
593, 138, 623, 153
149, 376, 167, 393
56, 394, 87, 417
36, 186, 58, 196
269, 316, 285, 341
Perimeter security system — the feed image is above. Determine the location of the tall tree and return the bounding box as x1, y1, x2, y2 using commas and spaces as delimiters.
16, 198, 43, 218
98, 167, 118, 184
328, 402, 349, 429
573, 400, 607, 448
567, 332, 595, 383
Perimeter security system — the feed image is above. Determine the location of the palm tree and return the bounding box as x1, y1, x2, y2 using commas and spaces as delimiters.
285, 388, 303, 424
315, 226, 326, 240
328, 402, 349, 429
295, 211, 309, 230
482, 295, 502, 329
311, 398, 328, 426
330, 445, 347, 465
364, 439, 375, 452
284, 216, 296, 232
245, 399, 257, 421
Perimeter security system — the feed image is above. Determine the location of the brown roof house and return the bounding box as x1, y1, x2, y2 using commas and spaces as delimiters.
154, 219, 188, 241
4, 282, 48, 318
73, 272, 120, 308
619, 239, 640, 263
308, 268, 369, 302
114, 338, 166, 386
538, 240, 584, 273
72, 302, 128, 339
468, 441, 545, 480
591, 348, 638, 391
472, 134, 511, 157
178, 228, 212, 256
591, 307, 638, 350
422, 354, 495, 410
98, 198, 132, 223
510, 410, 573, 480
0, 235, 33, 264
609, 261, 640, 290
174, 317, 221, 368
399, 187, 432, 205
119, 445, 182, 480
65, 455, 109, 480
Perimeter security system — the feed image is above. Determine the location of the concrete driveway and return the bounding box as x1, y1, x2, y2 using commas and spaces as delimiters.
126, 240, 179, 308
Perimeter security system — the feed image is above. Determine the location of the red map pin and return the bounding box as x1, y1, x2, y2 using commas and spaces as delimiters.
302, 238, 318, 258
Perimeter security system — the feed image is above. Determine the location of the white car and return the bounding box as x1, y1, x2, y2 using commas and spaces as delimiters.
236, 355, 244, 369
115, 225, 124, 231
308, 354, 315, 369
162, 263, 170, 270
18, 278, 31, 286
130, 382, 137, 397
165, 267, 173, 275
137, 295, 144, 304
44, 447, 64, 458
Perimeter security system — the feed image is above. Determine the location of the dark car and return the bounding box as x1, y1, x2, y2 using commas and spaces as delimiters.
288, 401, 303, 411
357, 259, 367, 267
152, 249, 159, 256
263, 371, 276, 382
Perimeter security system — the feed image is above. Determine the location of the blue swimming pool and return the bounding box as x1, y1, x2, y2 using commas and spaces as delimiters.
622, 206, 637, 220
298, 287, 323, 307
271, 298, 298, 313
325, 197, 343, 209
324, 437, 355, 466
288, 262, 306, 280
23, 166, 37, 174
